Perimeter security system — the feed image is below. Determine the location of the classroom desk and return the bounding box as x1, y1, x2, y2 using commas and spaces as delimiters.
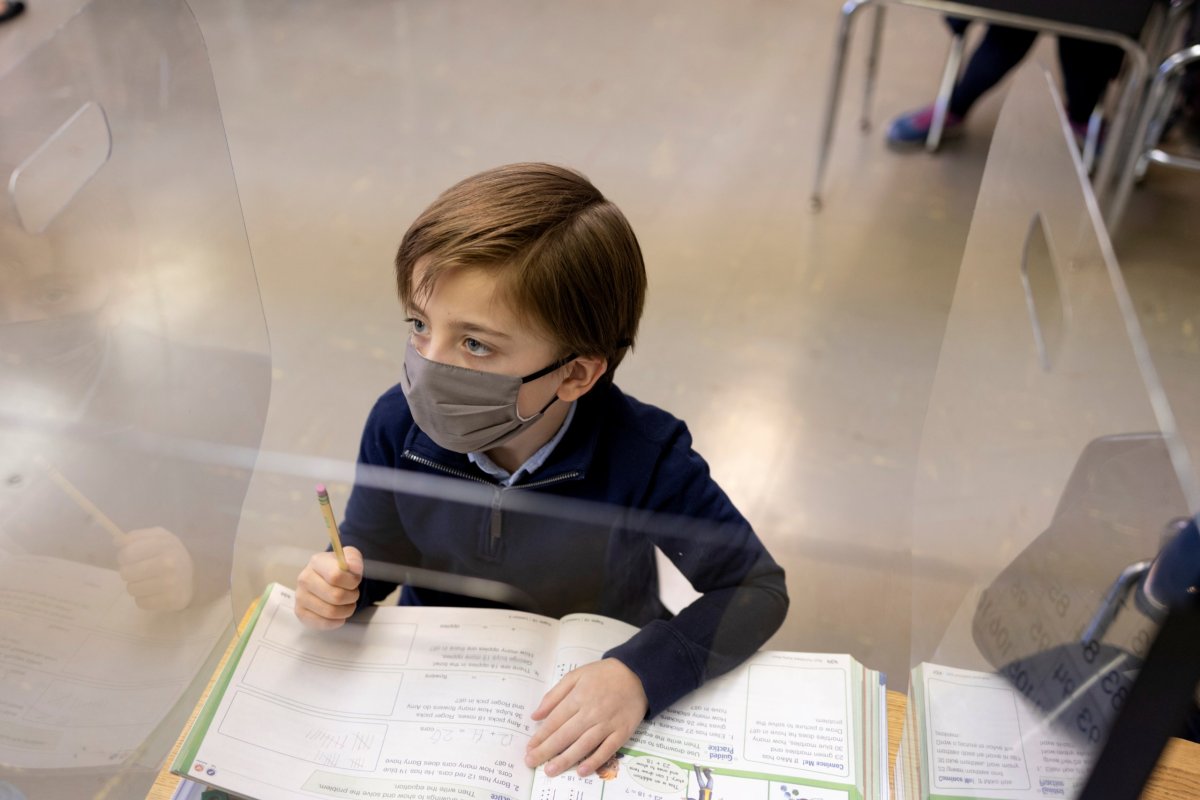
148, 607, 1200, 800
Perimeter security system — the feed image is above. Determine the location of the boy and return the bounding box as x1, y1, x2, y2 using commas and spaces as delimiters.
295, 163, 788, 779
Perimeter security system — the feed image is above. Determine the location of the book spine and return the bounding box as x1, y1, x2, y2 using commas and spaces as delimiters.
170, 583, 277, 776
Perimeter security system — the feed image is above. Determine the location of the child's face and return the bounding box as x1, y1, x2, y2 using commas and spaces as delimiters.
405, 262, 567, 418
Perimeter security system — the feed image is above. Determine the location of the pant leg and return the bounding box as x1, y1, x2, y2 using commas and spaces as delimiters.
949, 25, 1039, 117
1183, 3, 1200, 117
1057, 37, 1126, 125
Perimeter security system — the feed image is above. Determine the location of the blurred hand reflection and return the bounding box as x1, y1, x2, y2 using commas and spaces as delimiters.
0, 214, 252, 615
117, 526, 195, 611
0, 119, 268, 788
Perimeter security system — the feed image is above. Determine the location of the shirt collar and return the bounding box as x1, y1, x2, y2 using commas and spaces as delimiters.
468, 401, 577, 487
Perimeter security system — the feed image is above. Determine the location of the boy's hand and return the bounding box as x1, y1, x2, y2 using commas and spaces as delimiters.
295, 546, 363, 629
117, 527, 194, 611
524, 658, 648, 778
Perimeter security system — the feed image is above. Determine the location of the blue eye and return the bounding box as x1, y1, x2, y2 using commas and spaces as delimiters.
464, 337, 492, 356
406, 317, 428, 335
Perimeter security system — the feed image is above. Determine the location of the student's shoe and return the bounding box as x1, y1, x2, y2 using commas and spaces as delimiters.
886, 104, 964, 147
0, 1, 25, 23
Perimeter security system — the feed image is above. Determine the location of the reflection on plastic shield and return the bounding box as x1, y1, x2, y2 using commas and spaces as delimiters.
905, 66, 1194, 800
0, 0, 267, 797
8, 102, 112, 234
1020, 213, 1064, 373
0, 554, 231, 769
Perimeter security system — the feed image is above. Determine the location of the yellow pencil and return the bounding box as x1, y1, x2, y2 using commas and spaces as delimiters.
315, 484, 348, 571
34, 455, 129, 547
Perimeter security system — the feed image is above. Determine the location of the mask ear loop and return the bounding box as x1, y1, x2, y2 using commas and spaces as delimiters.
518, 338, 631, 416
513, 383, 565, 423
521, 336, 632, 384
515, 353, 578, 421
519, 353, 578, 384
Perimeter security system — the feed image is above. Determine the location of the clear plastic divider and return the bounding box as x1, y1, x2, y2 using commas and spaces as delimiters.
5, 4, 1198, 798
0, 0, 269, 797
903, 64, 1198, 800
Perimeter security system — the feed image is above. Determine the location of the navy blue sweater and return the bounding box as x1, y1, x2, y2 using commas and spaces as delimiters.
340, 381, 789, 716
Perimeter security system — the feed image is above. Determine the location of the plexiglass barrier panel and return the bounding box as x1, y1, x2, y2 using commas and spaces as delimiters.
902, 66, 1199, 800
0, 0, 269, 797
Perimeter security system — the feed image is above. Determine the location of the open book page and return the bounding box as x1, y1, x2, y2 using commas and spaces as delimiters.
175, 584, 562, 800
0, 553, 228, 770
911, 663, 1093, 800
533, 614, 874, 800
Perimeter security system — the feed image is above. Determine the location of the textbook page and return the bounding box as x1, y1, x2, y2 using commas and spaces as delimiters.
533, 614, 872, 800
0, 553, 228, 770
913, 663, 1092, 800
175, 584, 561, 800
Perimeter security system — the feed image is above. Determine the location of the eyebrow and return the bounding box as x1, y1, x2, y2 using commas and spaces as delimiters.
405, 303, 513, 340
453, 321, 513, 340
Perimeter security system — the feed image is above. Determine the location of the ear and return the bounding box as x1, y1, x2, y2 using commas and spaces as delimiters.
556, 355, 607, 402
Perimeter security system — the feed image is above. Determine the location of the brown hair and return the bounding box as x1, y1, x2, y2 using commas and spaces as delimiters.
395, 163, 646, 383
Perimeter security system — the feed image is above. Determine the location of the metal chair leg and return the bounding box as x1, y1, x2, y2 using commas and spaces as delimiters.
926, 30, 966, 152
1130, 0, 1196, 180
1094, 44, 1148, 226
1101, 4, 1191, 207
861, 5, 886, 132
1130, 45, 1200, 186
1137, 69, 1184, 179
812, 0, 872, 210
1146, 0, 1193, 76
1108, 48, 1166, 231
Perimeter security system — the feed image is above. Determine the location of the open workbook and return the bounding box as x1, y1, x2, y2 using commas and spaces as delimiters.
896, 663, 1097, 800
173, 583, 888, 800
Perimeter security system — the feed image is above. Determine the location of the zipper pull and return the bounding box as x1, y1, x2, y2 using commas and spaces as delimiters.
489, 489, 503, 553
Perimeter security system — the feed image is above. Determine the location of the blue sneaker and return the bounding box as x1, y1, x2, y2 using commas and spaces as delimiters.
886, 104, 964, 147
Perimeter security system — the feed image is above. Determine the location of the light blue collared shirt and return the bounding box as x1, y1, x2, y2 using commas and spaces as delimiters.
468, 401, 577, 487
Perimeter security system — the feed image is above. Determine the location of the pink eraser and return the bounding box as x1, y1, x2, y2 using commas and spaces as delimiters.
315, 483, 327, 494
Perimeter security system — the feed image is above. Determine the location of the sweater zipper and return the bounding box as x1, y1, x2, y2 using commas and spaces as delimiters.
485, 471, 584, 555
401, 451, 494, 486
401, 450, 583, 556
512, 471, 584, 491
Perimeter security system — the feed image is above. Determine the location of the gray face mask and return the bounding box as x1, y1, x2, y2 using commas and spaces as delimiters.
400, 340, 576, 453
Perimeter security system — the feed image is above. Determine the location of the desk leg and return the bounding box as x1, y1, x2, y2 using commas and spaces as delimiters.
926, 30, 966, 152
813, 0, 872, 210
1096, 47, 1147, 229
862, 5, 886, 132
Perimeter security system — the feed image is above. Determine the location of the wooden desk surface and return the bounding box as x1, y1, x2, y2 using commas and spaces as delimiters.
149, 616, 1200, 800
